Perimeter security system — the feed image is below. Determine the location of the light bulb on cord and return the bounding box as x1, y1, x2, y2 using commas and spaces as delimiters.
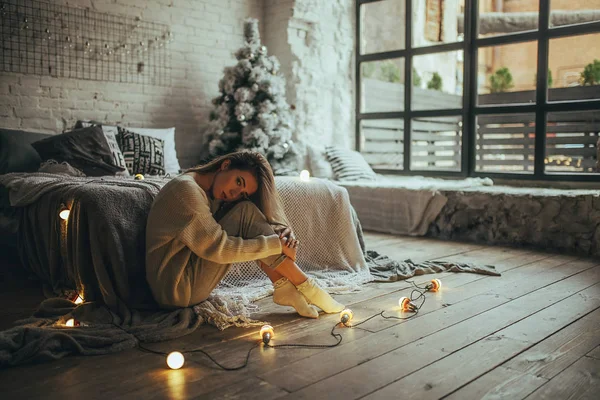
74, 295, 84, 304
425, 279, 442, 292
260, 324, 274, 344
59, 205, 70, 220
399, 296, 419, 312
340, 309, 353, 326
299, 170, 310, 182
166, 352, 185, 369
64, 318, 80, 327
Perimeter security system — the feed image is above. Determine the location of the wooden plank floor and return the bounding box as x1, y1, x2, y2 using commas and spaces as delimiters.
0, 234, 598, 400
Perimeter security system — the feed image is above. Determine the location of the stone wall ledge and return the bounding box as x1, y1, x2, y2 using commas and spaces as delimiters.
428, 185, 600, 259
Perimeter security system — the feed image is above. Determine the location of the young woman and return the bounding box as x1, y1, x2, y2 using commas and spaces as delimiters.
145, 151, 344, 318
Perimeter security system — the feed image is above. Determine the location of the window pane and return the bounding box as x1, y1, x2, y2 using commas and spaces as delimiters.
412, 0, 464, 48
548, 33, 600, 102
477, 41, 537, 105
550, 1, 600, 28
361, 58, 405, 113
476, 113, 535, 174
361, 119, 404, 170
546, 110, 599, 175
360, 0, 406, 55
411, 116, 462, 171
478, 0, 539, 38
412, 51, 463, 110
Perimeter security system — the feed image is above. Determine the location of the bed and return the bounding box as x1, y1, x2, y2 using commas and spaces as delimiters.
305, 143, 494, 236
0, 128, 498, 367
337, 175, 494, 236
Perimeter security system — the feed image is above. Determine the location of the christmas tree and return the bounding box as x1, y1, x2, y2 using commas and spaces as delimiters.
202, 18, 299, 175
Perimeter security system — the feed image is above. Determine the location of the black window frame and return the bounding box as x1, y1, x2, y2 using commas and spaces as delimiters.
355, 0, 600, 182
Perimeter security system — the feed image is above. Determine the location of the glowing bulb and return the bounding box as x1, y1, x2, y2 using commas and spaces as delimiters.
340, 308, 353, 325
166, 351, 185, 370
65, 318, 75, 327
260, 324, 274, 344
74, 295, 84, 304
299, 170, 310, 182
399, 297, 418, 312
134, 174, 145, 180
426, 279, 442, 292
59, 207, 70, 220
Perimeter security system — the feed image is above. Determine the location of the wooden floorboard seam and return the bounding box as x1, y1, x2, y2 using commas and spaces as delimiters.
272, 264, 600, 399
357, 280, 600, 400
439, 305, 600, 399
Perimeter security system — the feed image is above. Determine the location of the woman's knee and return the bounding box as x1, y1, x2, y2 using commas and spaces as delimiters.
231, 200, 264, 217
219, 200, 274, 238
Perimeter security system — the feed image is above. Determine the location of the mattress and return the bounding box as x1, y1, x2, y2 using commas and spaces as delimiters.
336, 175, 494, 236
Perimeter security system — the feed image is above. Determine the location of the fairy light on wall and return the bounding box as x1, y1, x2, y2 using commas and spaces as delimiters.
0, 0, 173, 86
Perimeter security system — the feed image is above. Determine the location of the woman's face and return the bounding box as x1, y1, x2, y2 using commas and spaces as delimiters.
211, 161, 258, 202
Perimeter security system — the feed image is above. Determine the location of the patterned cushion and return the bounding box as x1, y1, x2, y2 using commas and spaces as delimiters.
325, 146, 377, 181
116, 128, 165, 176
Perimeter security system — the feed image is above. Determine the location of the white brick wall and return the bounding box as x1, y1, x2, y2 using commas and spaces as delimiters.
0, 0, 263, 168
0, 0, 356, 169
263, 0, 356, 165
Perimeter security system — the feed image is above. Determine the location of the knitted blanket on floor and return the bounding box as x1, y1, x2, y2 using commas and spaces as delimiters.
0, 172, 499, 368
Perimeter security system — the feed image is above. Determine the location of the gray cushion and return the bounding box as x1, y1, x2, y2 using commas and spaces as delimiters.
0, 128, 50, 252
32, 126, 125, 177
0, 128, 46, 174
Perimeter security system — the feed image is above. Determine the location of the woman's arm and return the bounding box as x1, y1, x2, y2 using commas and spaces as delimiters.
178, 210, 283, 264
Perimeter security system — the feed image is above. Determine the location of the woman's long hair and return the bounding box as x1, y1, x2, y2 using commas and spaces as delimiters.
186, 151, 290, 227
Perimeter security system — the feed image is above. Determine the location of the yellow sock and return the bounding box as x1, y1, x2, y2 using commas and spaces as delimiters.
296, 278, 345, 313
273, 278, 319, 319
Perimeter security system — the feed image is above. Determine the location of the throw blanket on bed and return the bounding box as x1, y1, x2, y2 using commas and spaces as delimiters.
338, 177, 494, 236
0, 172, 499, 368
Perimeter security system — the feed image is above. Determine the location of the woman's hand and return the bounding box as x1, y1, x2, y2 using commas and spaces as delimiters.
274, 225, 296, 243
280, 237, 298, 261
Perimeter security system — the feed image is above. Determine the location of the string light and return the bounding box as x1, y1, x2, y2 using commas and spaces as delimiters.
59, 204, 70, 220
425, 279, 442, 292
340, 309, 353, 326
166, 352, 185, 370
102, 277, 445, 371
0, 6, 173, 61
299, 170, 310, 182
74, 295, 84, 304
399, 296, 419, 312
64, 318, 82, 327
260, 324, 274, 344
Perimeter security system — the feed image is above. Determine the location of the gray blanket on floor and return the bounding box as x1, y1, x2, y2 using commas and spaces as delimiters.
0, 173, 499, 368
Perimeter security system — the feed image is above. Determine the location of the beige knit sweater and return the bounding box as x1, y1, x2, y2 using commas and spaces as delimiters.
145, 174, 282, 286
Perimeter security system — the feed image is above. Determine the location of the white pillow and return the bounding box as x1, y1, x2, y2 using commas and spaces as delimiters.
118, 127, 180, 174
306, 144, 334, 179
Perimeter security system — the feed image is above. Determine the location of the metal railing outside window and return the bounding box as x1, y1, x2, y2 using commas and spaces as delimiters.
356, 0, 600, 182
